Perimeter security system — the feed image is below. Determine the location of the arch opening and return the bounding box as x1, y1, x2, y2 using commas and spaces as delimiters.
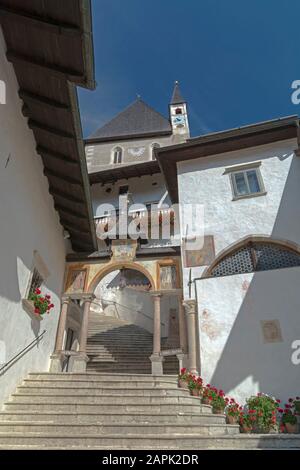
205, 237, 300, 278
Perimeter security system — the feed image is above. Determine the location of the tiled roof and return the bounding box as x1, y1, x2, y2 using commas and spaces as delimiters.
87, 98, 171, 141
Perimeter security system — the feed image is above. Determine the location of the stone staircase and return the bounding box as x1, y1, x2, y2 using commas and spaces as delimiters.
0, 373, 299, 449
86, 314, 178, 375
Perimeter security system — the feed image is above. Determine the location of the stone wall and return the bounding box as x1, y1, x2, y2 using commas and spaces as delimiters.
0, 28, 66, 406
195, 267, 300, 404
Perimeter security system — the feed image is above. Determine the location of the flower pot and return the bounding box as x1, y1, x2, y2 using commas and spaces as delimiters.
213, 408, 224, 415
178, 379, 188, 389
191, 389, 200, 397
285, 422, 298, 434
240, 425, 252, 434
202, 397, 210, 405
252, 425, 271, 434
227, 415, 238, 424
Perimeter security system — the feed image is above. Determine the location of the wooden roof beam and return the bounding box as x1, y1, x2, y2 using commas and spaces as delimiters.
48, 186, 86, 205
60, 218, 90, 235
36, 145, 78, 166
6, 50, 83, 82
44, 167, 82, 185
54, 203, 86, 220
28, 119, 74, 140
0, 6, 82, 36
19, 89, 70, 111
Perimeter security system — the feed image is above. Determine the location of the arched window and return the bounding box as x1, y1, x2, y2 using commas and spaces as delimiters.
112, 147, 123, 164
151, 143, 160, 160
175, 107, 182, 115
208, 240, 300, 278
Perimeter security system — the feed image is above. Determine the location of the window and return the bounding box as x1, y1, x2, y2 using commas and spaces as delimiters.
175, 107, 182, 115
119, 185, 129, 195
113, 147, 122, 164
28, 268, 43, 298
209, 240, 300, 278
151, 143, 160, 160
231, 167, 264, 199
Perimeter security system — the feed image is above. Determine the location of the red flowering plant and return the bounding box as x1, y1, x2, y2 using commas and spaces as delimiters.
188, 375, 203, 396
226, 398, 243, 419
202, 383, 214, 404
278, 398, 300, 428
178, 368, 188, 381
211, 388, 227, 414
239, 412, 253, 432
202, 385, 226, 412
294, 397, 300, 414
246, 393, 279, 433
29, 288, 54, 316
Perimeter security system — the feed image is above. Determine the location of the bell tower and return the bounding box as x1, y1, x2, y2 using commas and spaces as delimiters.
169, 81, 190, 140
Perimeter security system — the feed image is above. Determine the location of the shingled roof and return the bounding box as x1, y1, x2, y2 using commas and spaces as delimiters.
86, 98, 172, 142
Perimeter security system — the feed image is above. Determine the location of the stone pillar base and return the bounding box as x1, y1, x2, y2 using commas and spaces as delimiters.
68, 353, 89, 372
176, 353, 189, 372
150, 354, 164, 375
49, 353, 65, 372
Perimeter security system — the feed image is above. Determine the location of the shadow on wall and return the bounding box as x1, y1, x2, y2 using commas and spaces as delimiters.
205, 268, 300, 402
201, 155, 300, 402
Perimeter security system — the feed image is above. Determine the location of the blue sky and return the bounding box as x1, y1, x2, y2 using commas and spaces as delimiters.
78, 0, 300, 138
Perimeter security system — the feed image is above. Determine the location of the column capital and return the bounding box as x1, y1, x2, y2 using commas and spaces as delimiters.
81, 293, 96, 303
182, 299, 197, 315
150, 291, 163, 299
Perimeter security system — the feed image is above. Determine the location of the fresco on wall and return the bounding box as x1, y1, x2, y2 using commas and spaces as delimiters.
261, 319, 283, 343
183, 235, 215, 267
66, 269, 87, 293
160, 265, 177, 290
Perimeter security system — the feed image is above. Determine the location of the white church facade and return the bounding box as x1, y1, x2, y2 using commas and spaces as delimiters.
0, 0, 299, 450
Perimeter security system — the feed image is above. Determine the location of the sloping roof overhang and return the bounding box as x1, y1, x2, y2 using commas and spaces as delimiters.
0, 0, 97, 252
155, 115, 300, 204
89, 160, 161, 185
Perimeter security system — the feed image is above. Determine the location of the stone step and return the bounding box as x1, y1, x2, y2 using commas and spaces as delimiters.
9, 394, 200, 405
0, 422, 239, 436
86, 370, 152, 374
0, 411, 220, 425
0, 433, 299, 449
16, 386, 191, 397
87, 340, 153, 344
23, 378, 179, 388
27, 373, 177, 380
4, 403, 205, 414
86, 362, 151, 366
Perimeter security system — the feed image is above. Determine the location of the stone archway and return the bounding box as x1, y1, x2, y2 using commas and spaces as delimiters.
87, 261, 156, 294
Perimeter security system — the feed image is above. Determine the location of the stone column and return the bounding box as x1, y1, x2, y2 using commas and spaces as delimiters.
178, 296, 188, 352
183, 299, 198, 374
150, 293, 164, 375
70, 294, 95, 373
50, 296, 70, 372
178, 296, 189, 369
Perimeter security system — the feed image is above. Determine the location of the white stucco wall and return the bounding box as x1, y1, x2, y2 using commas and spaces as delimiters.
177, 138, 300, 298
0, 29, 66, 406
195, 267, 300, 404
92, 173, 170, 217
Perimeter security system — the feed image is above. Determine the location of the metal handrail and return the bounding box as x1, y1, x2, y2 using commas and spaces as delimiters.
0, 329, 46, 373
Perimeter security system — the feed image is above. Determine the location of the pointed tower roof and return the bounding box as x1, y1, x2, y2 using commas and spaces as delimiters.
87, 98, 171, 142
170, 81, 185, 105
